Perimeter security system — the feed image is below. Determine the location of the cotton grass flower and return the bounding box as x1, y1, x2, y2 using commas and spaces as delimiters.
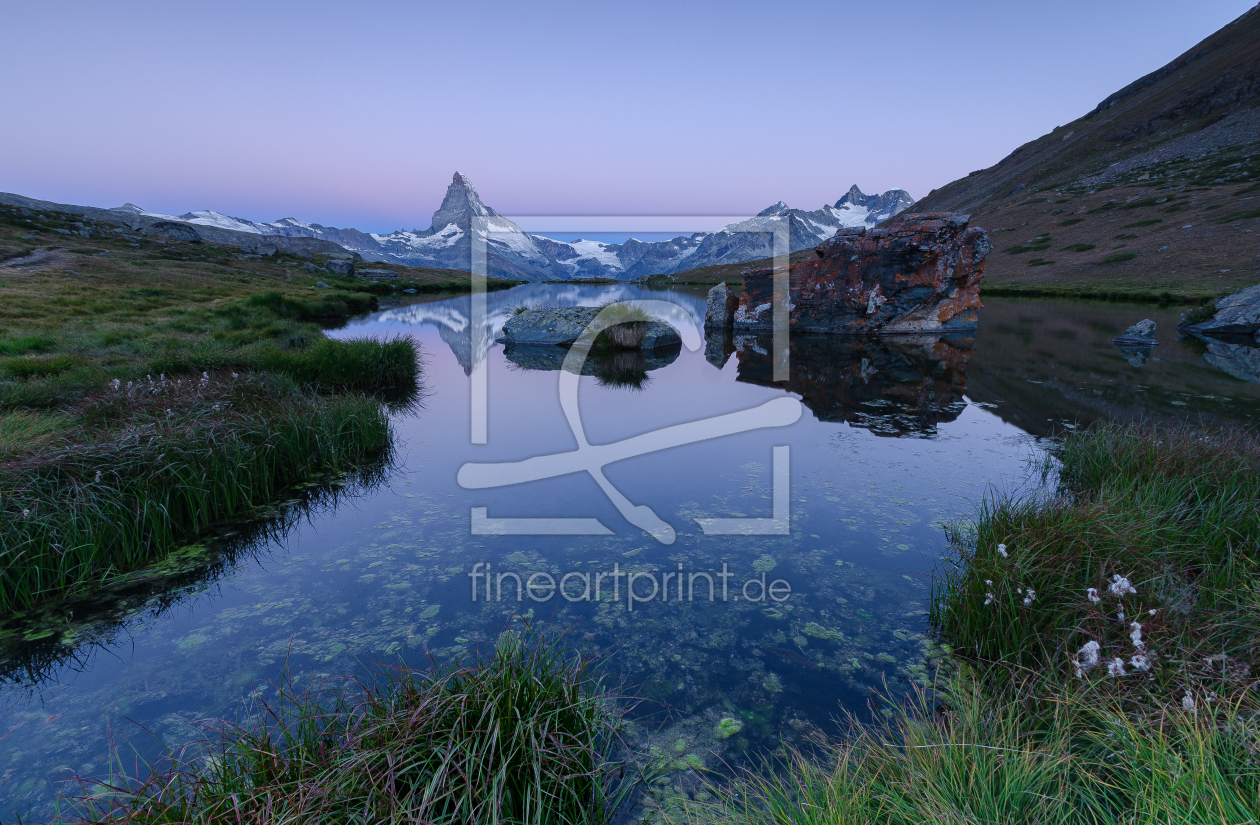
996, 543, 1008, 558
1108, 574, 1136, 597
984, 592, 994, 605
94, 471, 101, 483
1182, 694, 1195, 713
22, 509, 30, 519
1129, 622, 1144, 650
1023, 589, 1036, 607
1129, 654, 1151, 672
1077, 640, 1100, 669
1106, 658, 1127, 677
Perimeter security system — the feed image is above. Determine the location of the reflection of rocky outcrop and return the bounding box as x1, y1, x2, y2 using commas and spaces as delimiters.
504, 342, 681, 387
358, 284, 704, 375
1196, 336, 1260, 383
726, 213, 989, 335
730, 333, 973, 436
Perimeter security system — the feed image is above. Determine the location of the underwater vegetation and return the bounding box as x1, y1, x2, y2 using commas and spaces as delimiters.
695, 422, 1260, 824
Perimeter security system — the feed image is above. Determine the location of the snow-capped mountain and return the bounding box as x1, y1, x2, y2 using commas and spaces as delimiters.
113, 173, 914, 281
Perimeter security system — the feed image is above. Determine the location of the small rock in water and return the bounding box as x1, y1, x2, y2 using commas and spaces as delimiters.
1112, 319, 1157, 345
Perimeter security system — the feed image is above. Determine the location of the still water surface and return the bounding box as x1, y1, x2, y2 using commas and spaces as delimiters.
3, 286, 1260, 818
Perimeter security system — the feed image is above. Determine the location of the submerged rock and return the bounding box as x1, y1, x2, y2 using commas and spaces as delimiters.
1113, 319, 1158, 345
718, 213, 989, 335
500, 306, 681, 349
1178, 285, 1260, 337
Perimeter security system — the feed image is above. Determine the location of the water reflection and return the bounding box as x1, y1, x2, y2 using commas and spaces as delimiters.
6, 288, 1260, 820
717, 332, 973, 437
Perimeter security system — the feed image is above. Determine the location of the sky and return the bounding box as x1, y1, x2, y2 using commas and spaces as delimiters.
1, 1, 1254, 235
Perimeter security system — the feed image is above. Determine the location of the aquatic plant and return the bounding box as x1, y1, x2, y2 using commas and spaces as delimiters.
63, 626, 638, 825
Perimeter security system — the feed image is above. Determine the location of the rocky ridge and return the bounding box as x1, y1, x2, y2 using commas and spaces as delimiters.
708, 213, 990, 335
92, 173, 915, 282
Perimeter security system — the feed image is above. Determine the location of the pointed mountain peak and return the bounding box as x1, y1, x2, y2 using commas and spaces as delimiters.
835, 185, 868, 207
430, 171, 495, 231
755, 200, 791, 217
112, 202, 148, 214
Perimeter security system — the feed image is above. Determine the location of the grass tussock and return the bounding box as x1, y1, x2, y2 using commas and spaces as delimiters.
1, 373, 392, 613
66, 627, 636, 825
694, 422, 1260, 825
698, 683, 1259, 825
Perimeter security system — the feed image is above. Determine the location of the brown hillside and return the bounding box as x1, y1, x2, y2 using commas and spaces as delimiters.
911, 4, 1260, 298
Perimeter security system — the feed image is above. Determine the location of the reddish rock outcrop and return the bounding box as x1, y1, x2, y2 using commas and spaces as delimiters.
728, 213, 990, 334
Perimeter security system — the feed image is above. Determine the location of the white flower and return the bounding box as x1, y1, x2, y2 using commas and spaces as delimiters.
110, 378, 121, 390
1129, 622, 1145, 650
94, 471, 102, 483
1086, 587, 1100, 603
1148, 609, 1157, 616
1129, 654, 1151, 672
1108, 575, 1136, 597
984, 593, 994, 605
1182, 694, 1195, 713
1117, 611, 1125, 621
1078, 640, 1101, 669
997, 544, 1008, 558
22, 509, 30, 519
231, 372, 239, 379
1023, 589, 1036, 607
1107, 658, 1127, 677
984, 580, 993, 586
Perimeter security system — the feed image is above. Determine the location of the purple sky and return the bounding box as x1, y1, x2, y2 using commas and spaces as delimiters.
1, 1, 1253, 234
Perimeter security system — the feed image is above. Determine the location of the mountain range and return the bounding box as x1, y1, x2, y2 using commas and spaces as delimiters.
114, 173, 914, 281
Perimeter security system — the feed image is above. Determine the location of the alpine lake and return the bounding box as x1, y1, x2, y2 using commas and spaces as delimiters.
4, 284, 1260, 820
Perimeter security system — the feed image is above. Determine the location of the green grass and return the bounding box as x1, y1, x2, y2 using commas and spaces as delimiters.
1060, 218, 1085, 226
1181, 300, 1219, 326
1061, 243, 1096, 252
0, 204, 424, 610
1100, 252, 1137, 264
695, 423, 1260, 825
1122, 219, 1163, 228
66, 627, 637, 825
0, 373, 394, 613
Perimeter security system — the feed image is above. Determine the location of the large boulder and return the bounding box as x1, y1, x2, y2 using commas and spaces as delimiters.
1113, 319, 1157, 345
500, 306, 681, 349
325, 259, 355, 277
1178, 285, 1260, 338
146, 221, 201, 242
704, 282, 740, 329
724, 213, 989, 334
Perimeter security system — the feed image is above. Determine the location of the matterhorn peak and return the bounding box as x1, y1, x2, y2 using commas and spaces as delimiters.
429, 171, 495, 232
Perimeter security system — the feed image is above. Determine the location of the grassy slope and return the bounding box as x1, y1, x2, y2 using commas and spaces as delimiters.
910, 6, 1260, 298
0, 203, 433, 611
697, 423, 1260, 824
